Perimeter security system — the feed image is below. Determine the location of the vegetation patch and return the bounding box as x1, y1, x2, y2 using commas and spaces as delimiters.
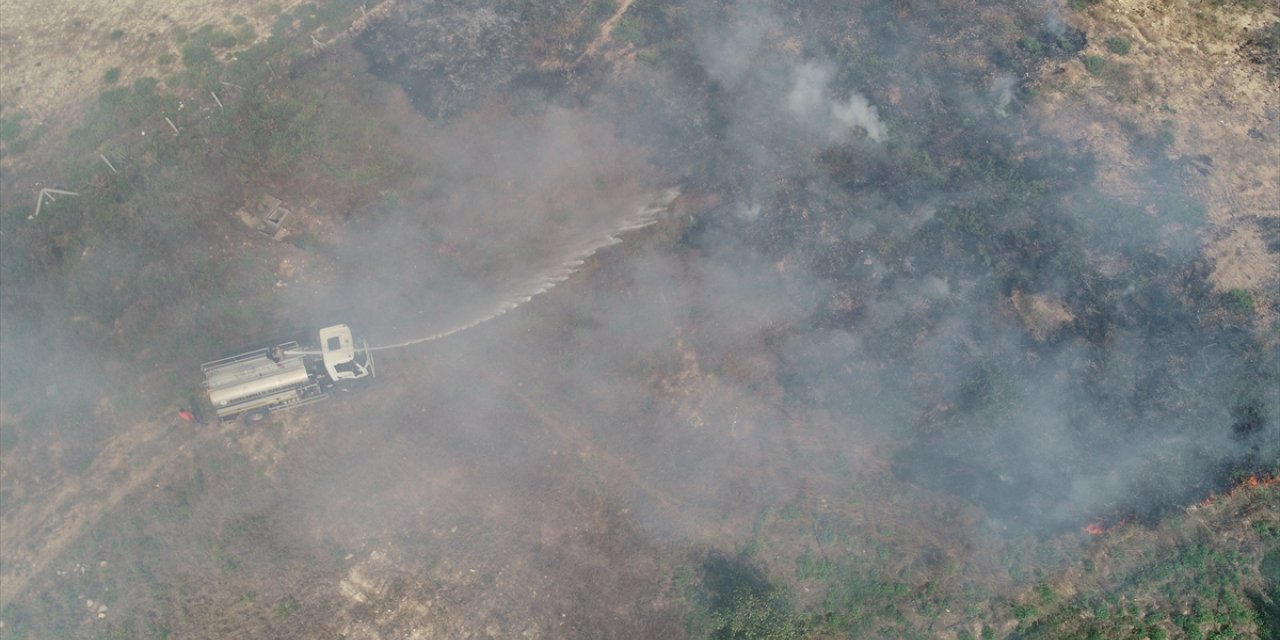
1106, 36, 1132, 55
1241, 21, 1280, 78
1221, 288, 1257, 315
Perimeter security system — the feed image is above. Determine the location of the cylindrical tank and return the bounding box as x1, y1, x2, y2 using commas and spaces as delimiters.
207, 357, 311, 407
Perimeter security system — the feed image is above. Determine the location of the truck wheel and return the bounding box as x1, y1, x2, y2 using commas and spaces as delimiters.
242, 409, 271, 424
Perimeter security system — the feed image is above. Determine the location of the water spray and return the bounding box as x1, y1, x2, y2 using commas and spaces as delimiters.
287, 189, 680, 356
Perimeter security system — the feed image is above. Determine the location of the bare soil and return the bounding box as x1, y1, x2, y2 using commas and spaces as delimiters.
0, 0, 303, 155
1033, 0, 1279, 326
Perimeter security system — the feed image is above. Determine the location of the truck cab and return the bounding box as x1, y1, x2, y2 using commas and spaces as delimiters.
319, 324, 374, 381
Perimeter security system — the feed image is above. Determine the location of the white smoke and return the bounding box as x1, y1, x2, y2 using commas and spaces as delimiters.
787, 62, 885, 142
991, 71, 1017, 118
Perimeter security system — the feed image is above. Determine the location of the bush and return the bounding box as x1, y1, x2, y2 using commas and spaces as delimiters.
591, 0, 617, 23
210, 31, 238, 49
235, 24, 256, 44
133, 76, 159, 95
1220, 289, 1255, 314
276, 595, 300, 618
1083, 55, 1105, 74
157, 52, 174, 66
110, 28, 125, 40
0, 115, 22, 143
1012, 601, 1039, 621
1106, 36, 1132, 54
103, 67, 121, 84
614, 15, 645, 45
711, 589, 805, 640
1019, 36, 1044, 58
181, 43, 213, 68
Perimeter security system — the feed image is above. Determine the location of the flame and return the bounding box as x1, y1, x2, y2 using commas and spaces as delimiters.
1094, 474, 1275, 532
1228, 473, 1278, 497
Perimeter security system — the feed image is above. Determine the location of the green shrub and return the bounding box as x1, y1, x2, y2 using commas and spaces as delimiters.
275, 595, 299, 618
181, 43, 213, 67
157, 52, 175, 66
1012, 601, 1039, 621
103, 67, 121, 84
1254, 520, 1280, 540
1106, 36, 1132, 54
613, 15, 645, 45
1083, 55, 1105, 74
795, 551, 833, 581
1260, 548, 1280, 583
1019, 36, 1044, 58
712, 589, 805, 640
235, 24, 256, 44
1068, 0, 1103, 10
210, 31, 238, 49
591, 0, 617, 23
1221, 289, 1256, 314
0, 115, 22, 143
109, 28, 125, 40
133, 76, 159, 94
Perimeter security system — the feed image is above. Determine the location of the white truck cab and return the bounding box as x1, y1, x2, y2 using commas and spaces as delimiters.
319, 324, 374, 381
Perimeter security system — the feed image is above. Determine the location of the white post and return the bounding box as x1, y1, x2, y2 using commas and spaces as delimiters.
99, 154, 120, 174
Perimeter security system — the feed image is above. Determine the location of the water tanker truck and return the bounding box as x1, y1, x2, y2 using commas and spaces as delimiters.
202, 324, 374, 423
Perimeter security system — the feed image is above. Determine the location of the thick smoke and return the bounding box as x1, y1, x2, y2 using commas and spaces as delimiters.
290, 0, 1280, 547
587, 0, 1275, 534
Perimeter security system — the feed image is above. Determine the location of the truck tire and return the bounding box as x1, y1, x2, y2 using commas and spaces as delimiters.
242, 408, 271, 424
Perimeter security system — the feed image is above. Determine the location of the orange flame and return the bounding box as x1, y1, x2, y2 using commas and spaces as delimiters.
1228, 473, 1278, 497
1083, 522, 1105, 535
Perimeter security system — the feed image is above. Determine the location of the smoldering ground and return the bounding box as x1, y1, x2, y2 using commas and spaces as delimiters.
285, 0, 1274, 578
